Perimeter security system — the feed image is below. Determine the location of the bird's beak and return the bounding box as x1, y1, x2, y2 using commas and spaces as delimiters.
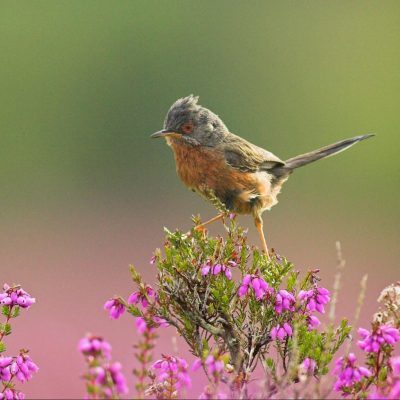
150, 129, 179, 138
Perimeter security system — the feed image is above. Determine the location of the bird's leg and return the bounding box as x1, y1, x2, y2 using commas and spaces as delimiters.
254, 215, 270, 259
194, 213, 225, 231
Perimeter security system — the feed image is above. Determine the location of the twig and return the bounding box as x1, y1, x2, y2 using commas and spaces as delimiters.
329, 241, 346, 323
346, 274, 368, 353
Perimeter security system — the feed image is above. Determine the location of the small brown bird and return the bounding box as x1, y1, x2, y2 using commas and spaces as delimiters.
151, 95, 373, 258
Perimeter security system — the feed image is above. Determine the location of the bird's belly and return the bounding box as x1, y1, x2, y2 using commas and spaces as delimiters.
169, 141, 282, 215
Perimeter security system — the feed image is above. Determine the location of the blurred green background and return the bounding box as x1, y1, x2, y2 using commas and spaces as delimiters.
0, 1, 399, 397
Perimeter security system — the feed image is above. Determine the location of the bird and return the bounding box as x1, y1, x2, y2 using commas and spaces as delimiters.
151, 95, 373, 258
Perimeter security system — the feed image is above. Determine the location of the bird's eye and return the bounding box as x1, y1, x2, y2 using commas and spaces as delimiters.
181, 122, 193, 134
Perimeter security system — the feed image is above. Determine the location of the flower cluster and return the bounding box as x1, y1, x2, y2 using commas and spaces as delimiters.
275, 289, 296, 313
0, 353, 38, 394
306, 314, 321, 330
92, 362, 128, 397
0, 284, 36, 309
358, 324, 400, 353
148, 354, 191, 398
368, 356, 400, 399
201, 261, 236, 280
128, 285, 156, 308
270, 323, 293, 341
135, 316, 168, 334
10, 354, 39, 383
78, 335, 112, 360
238, 274, 273, 300
193, 354, 228, 399
104, 298, 125, 319
0, 284, 37, 400
333, 353, 371, 392
300, 357, 317, 375
79, 334, 128, 399
0, 388, 25, 400
298, 287, 330, 314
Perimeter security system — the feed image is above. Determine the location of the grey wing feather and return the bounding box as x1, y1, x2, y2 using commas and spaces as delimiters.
222, 133, 285, 172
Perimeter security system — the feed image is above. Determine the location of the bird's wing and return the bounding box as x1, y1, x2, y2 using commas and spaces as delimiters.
221, 133, 285, 172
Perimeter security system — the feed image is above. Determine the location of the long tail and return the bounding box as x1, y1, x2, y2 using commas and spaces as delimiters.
283, 133, 374, 170
269, 133, 374, 180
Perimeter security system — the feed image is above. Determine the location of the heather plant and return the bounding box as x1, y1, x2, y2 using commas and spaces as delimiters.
332, 282, 400, 399
79, 334, 128, 399
103, 212, 359, 398
0, 284, 38, 399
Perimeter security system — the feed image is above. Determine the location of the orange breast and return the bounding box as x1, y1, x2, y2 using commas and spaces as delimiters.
168, 139, 281, 216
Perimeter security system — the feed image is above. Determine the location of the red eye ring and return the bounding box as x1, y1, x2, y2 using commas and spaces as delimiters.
181, 121, 193, 134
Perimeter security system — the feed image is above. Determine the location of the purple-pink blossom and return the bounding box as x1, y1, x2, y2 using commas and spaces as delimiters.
0, 388, 25, 400
201, 261, 236, 280
0, 356, 13, 381
300, 357, 317, 375
307, 314, 321, 330
79, 334, 112, 360
10, 354, 39, 383
391, 356, 400, 376
93, 362, 128, 396
128, 285, 156, 308
333, 353, 371, 392
358, 324, 400, 353
152, 354, 191, 389
0, 284, 36, 309
135, 316, 169, 334
298, 286, 330, 314
275, 290, 296, 313
205, 354, 224, 375
270, 323, 293, 340
104, 298, 125, 319
238, 274, 273, 300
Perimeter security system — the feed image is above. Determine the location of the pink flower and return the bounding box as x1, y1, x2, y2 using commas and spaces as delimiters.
152, 355, 191, 389
275, 290, 295, 313
128, 285, 156, 308
205, 354, 224, 374
391, 356, 400, 377
201, 261, 235, 280
0, 388, 25, 399
192, 358, 202, 371
358, 324, 400, 353
0, 284, 35, 309
135, 315, 168, 334
301, 357, 317, 375
333, 353, 371, 392
104, 298, 125, 319
298, 287, 330, 314
93, 362, 128, 395
79, 335, 112, 360
0, 356, 13, 382
10, 354, 39, 383
238, 274, 273, 300
270, 323, 293, 340
307, 315, 321, 330
135, 317, 148, 334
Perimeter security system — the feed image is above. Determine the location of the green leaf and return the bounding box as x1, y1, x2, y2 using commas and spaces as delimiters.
127, 305, 141, 317
1, 323, 12, 336
129, 264, 142, 284
266, 357, 275, 369
0, 341, 6, 353
1, 306, 10, 317
378, 366, 387, 381
11, 306, 20, 318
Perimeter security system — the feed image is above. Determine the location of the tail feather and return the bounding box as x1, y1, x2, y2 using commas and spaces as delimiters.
269, 134, 374, 181
283, 134, 374, 170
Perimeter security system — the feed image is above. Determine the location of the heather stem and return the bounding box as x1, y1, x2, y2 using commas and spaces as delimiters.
0, 305, 13, 343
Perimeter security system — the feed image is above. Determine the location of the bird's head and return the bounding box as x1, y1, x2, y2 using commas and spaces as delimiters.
151, 95, 228, 146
